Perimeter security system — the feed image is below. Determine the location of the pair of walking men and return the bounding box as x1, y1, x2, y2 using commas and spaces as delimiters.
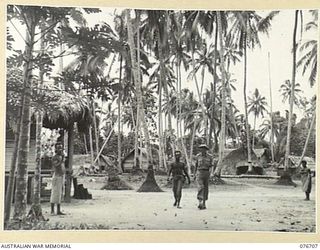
168, 144, 214, 209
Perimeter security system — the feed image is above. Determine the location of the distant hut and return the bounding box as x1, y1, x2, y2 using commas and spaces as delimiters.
122, 148, 148, 172
220, 148, 263, 175
277, 155, 315, 177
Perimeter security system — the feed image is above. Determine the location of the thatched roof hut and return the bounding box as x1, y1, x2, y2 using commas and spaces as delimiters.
220, 148, 263, 175
6, 67, 94, 203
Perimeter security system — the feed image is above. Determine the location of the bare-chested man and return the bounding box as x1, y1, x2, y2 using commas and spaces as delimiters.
168, 151, 190, 209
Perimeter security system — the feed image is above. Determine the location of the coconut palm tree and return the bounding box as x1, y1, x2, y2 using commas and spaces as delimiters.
280, 80, 302, 106
167, 11, 192, 163
10, 6, 40, 221
283, 10, 300, 179
126, 9, 162, 192
213, 11, 227, 177
297, 10, 318, 87
248, 88, 268, 149
27, 27, 46, 221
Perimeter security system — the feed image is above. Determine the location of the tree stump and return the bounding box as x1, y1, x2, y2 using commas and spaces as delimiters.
27, 204, 48, 222
101, 166, 133, 190
137, 166, 163, 192
275, 171, 297, 186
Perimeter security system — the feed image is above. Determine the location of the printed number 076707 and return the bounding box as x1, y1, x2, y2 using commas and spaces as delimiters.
300, 244, 318, 248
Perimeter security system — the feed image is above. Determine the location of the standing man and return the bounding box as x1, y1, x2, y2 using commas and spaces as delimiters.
300, 160, 312, 201
194, 144, 213, 210
168, 150, 191, 208
50, 142, 66, 215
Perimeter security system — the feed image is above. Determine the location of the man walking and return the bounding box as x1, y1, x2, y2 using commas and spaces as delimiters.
300, 160, 312, 201
194, 144, 213, 210
168, 150, 190, 208
50, 142, 66, 215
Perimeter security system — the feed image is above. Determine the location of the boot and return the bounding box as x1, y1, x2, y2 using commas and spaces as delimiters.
173, 199, 177, 206
198, 200, 202, 209
177, 199, 181, 209
50, 203, 55, 215
305, 192, 310, 201
202, 201, 206, 210
57, 204, 66, 215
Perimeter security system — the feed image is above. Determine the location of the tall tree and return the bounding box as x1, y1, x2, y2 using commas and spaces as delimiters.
248, 88, 268, 149
12, 6, 37, 220
284, 10, 300, 176
27, 26, 46, 220
126, 9, 162, 192
213, 11, 227, 177
267, 52, 275, 162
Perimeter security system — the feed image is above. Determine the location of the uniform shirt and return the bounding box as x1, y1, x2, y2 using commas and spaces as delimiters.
196, 153, 213, 171
170, 161, 186, 177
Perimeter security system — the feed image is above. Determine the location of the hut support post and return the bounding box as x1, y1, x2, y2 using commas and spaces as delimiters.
65, 123, 74, 203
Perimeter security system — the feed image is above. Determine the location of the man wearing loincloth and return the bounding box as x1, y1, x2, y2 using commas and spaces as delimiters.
168, 150, 190, 209
300, 160, 312, 201
50, 143, 66, 215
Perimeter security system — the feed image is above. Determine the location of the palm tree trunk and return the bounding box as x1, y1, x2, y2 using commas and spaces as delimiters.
28, 29, 45, 219
127, 10, 161, 191
158, 84, 163, 171
28, 111, 43, 216
200, 66, 209, 144
4, 103, 23, 225
118, 56, 123, 172
268, 52, 275, 162
175, 62, 180, 143
92, 101, 100, 167
13, 15, 36, 220
284, 10, 299, 173
243, 33, 253, 173
178, 62, 191, 173
157, 31, 164, 171
83, 134, 88, 154
191, 51, 207, 140
132, 104, 140, 171
165, 93, 174, 158
214, 11, 227, 177
88, 125, 94, 166
211, 17, 219, 152
252, 116, 256, 150
65, 124, 74, 202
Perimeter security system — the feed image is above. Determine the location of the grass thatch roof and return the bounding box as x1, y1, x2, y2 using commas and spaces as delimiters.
6, 67, 92, 133
41, 84, 92, 133
220, 148, 261, 175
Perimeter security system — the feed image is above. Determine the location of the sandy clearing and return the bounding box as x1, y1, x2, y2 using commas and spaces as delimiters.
38, 176, 316, 232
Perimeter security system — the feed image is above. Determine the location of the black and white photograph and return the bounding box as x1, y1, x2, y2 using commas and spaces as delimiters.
4, 5, 318, 232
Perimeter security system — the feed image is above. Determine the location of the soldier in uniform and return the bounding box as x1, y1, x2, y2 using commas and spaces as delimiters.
194, 144, 213, 210
168, 150, 191, 208
50, 142, 66, 215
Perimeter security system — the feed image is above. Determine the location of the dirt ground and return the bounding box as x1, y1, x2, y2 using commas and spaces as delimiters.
39, 174, 316, 232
